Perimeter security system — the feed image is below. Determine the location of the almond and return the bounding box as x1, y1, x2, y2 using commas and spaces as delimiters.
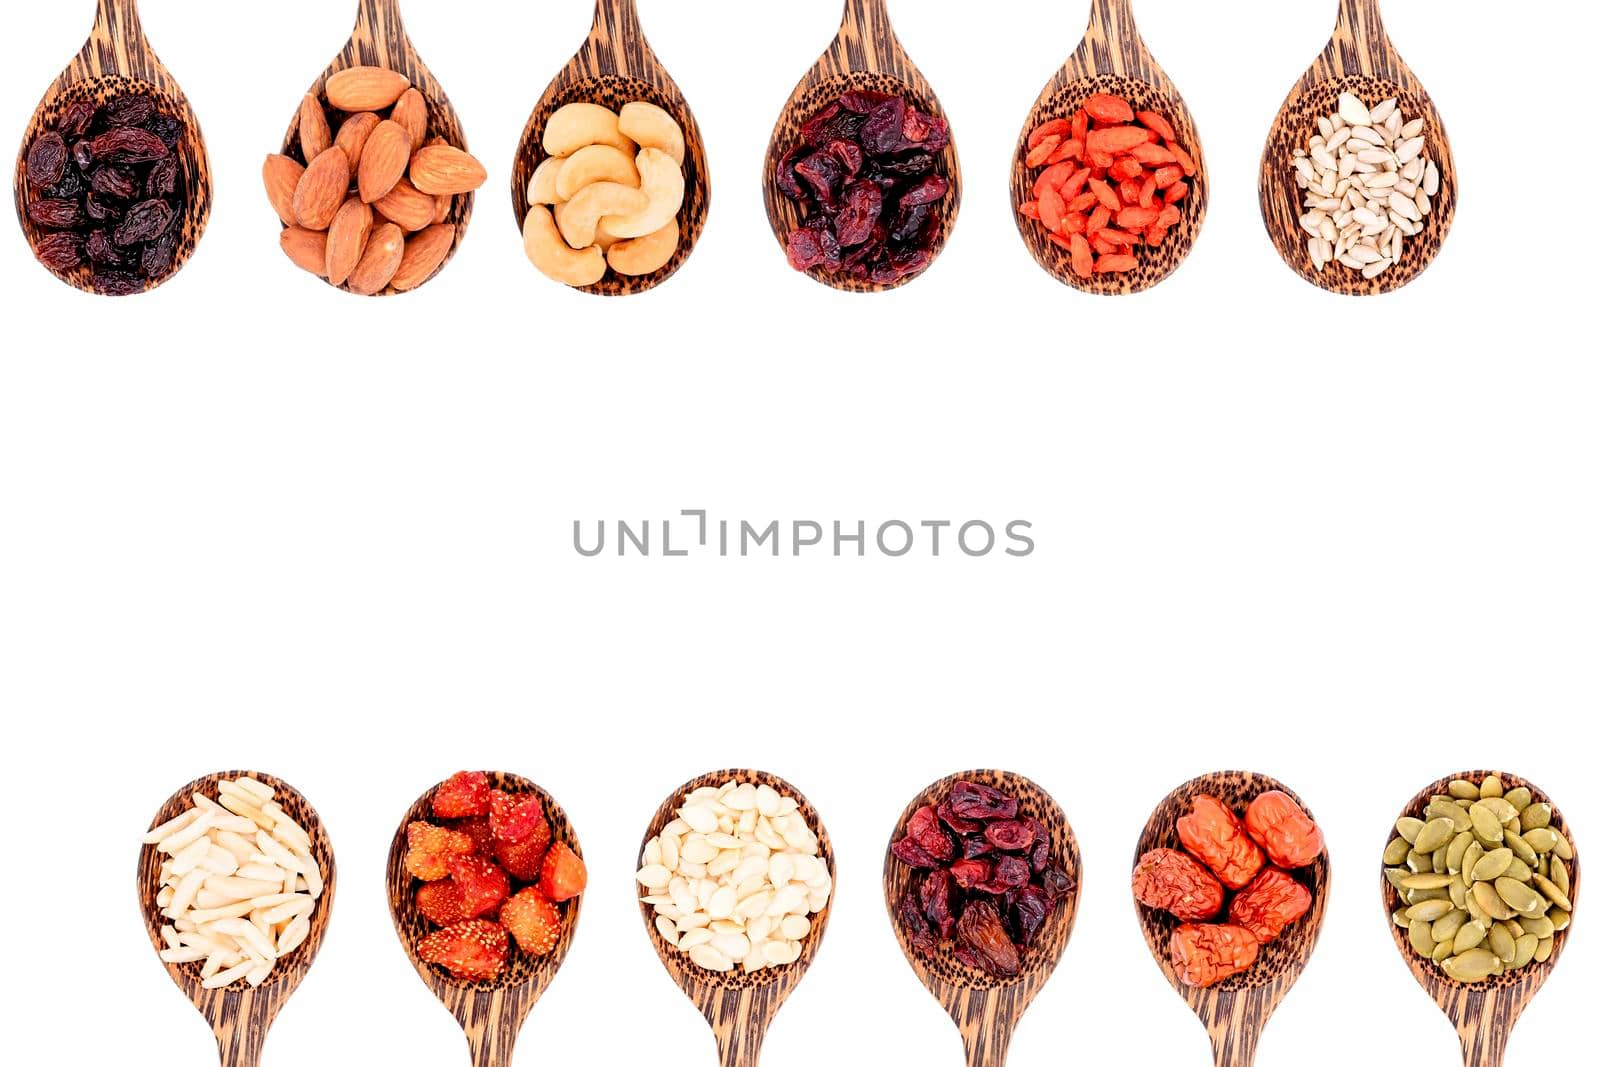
293, 146, 351, 230
374, 177, 436, 232
262, 154, 305, 228
359, 121, 412, 204
324, 66, 410, 112
433, 194, 452, 225
325, 198, 374, 287
408, 145, 488, 196
298, 94, 331, 160
280, 227, 328, 276
392, 89, 430, 150
345, 222, 406, 295
391, 224, 456, 292
334, 112, 381, 172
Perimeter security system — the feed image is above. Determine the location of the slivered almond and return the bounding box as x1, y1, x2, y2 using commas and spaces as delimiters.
262, 154, 304, 228
292, 146, 350, 230
391, 224, 456, 291
325, 198, 374, 287
373, 178, 435, 232
391, 89, 429, 150
358, 121, 412, 203
334, 112, 380, 172
299, 94, 331, 160
408, 145, 487, 196
324, 66, 410, 112
345, 222, 406, 295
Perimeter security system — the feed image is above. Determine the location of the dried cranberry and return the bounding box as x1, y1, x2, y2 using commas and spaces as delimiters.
898, 888, 935, 954
1011, 885, 1051, 948
801, 102, 865, 147
795, 152, 846, 207
905, 805, 955, 862
961, 836, 994, 860
890, 836, 940, 870
900, 174, 950, 207
57, 99, 96, 138
950, 858, 991, 889
775, 146, 810, 200
889, 202, 930, 244
993, 855, 1032, 889
920, 869, 958, 939
824, 139, 865, 178
834, 181, 883, 248
35, 232, 85, 271
903, 108, 951, 151
938, 800, 983, 835
949, 781, 1019, 822
878, 152, 936, 178
985, 820, 1036, 853
27, 198, 83, 229
1028, 820, 1051, 872
839, 89, 897, 114
859, 98, 909, 155
27, 132, 69, 186
1042, 866, 1075, 901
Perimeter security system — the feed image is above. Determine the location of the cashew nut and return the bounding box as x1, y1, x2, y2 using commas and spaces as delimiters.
527, 157, 566, 205
555, 144, 640, 201
597, 148, 684, 240
607, 218, 680, 277
523, 205, 606, 287
618, 102, 685, 165
556, 182, 650, 250
543, 102, 635, 157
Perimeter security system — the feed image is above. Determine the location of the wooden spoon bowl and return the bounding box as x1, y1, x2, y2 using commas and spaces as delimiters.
1381, 771, 1581, 1067
1011, 0, 1208, 295
1259, 0, 1458, 295
279, 0, 474, 295
638, 769, 835, 1067
386, 772, 583, 1067
13, 0, 212, 295
1134, 771, 1330, 1067
763, 0, 963, 293
883, 770, 1082, 1067
511, 0, 710, 297
137, 771, 336, 1067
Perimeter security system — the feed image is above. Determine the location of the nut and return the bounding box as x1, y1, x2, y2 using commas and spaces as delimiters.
391, 224, 456, 292
325, 66, 411, 112
555, 182, 650, 249
391, 89, 429, 150
597, 148, 684, 240
345, 222, 406, 295
293, 146, 351, 230
358, 120, 413, 204
543, 102, 635, 157
409, 145, 489, 196
607, 219, 679, 276
298, 94, 331, 160
324, 198, 373, 288
374, 178, 437, 232
280, 226, 328, 276
262, 154, 305, 228
527, 157, 566, 205
555, 144, 639, 201
522, 205, 606, 288
618, 101, 685, 165
334, 112, 381, 172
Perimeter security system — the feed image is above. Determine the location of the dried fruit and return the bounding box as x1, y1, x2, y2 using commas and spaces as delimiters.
538, 842, 588, 902
956, 900, 1021, 977
416, 881, 468, 926
405, 822, 475, 881
91, 166, 140, 200
1227, 867, 1311, 944
105, 93, 155, 127
494, 829, 550, 881
90, 127, 168, 163
27, 132, 68, 186
1132, 848, 1226, 921
500, 889, 561, 956
35, 232, 85, 271
447, 854, 511, 919
417, 919, 508, 981
56, 100, 96, 139
433, 771, 494, 820
1177, 796, 1265, 890
27, 199, 83, 229
490, 791, 548, 845
1245, 791, 1325, 869
112, 199, 173, 246
1170, 923, 1260, 988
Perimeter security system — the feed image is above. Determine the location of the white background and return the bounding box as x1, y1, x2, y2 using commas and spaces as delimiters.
1, 1, 1594, 1065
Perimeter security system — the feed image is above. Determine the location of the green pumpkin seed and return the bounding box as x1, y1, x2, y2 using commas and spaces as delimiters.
1407, 849, 1429, 874
1532, 874, 1572, 913
1504, 919, 1524, 937
1384, 867, 1409, 890
1504, 857, 1534, 883
1470, 803, 1505, 845
1416, 817, 1457, 854
1471, 847, 1512, 882
1473, 880, 1516, 921
1551, 856, 1570, 895
1483, 797, 1519, 825
1431, 940, 1456, 961
1453, 920, 1488, 952
1519, 914, 1555, 939
1402, 872, 1455, 891
1461, 841, 1484, 883
1445, 832, 1474, 874
1495, 877, 1546, 916
1552, 829, 1573, 861
1507, 815, 1523, 837
1393, 907, 1411, 928
1504, 786, 1532, 812
1426, 799, 1471, 831
1448, 780, 1481, 800
1521, 803, 1552, 830
1488, 922, 1517, 962
1407, 898, 1456, 921
1396, 816, 1425, 844
1510, 933, 1539, 969
1481, 776, 1504, 799
1549, 908, 1571, 932
1535, 937, 1554, 963
1449, 879, 1469, 908
1465, 891, 1489, 924
1384, 837, 1412, 865
1521, 827, 1559, 854
1432, 909, 1468, 943
1409, 918, 1436, 956
1444, 948, 1499, 983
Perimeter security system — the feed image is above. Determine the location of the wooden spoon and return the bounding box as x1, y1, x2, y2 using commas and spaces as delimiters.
13, 0, 213, 295
1259, 0, 1458, 294
137, 771, 336, 1067
511, 0, 711, 297
762, 0, 962, 293
1133, 772, 1331, 1067
386, 772, 584, 1067
1010, 0, 1208, 295
280, 0, 474, 294
1381, 771, 1581, 1067
883, 770, 1082, 1067
637, 770, 835, 1066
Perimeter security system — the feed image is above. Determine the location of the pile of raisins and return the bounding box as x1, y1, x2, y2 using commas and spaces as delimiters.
776, 91, 951, 286
23, 93, 186, 295
891, 780, 1074, 978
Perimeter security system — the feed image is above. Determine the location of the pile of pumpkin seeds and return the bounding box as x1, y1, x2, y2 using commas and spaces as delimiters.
1385, 775, 1575, 984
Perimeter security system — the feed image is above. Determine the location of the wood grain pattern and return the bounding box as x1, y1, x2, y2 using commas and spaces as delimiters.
386, 772, 584, 1067
1010, 0, 1209, 295
13, 0, 213, 295
1381, 771, 1581, 1067
510, 0, 711, 297
137, 771, 336, 1067
1259, 0, 1458, 295
762, 0, 963, 293
279, 0, 474, 295
883, 770, 1082, 1067
1134, 772, 1330, 1067
638, 770, 835, 1067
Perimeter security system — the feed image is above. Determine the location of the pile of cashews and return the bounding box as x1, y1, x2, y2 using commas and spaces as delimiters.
523, 101, 687, 287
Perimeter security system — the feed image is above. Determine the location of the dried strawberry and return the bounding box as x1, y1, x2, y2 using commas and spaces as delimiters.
434, 771, 493, 820
538, 842, 588, 902
418, 919, 507, 981
448, 855, 510, 918
489, 790, 547, 844
416, 881, 468, 926
456, 817, 496, 856
405, 822, 474, 882
495, 831, 551, 881
500, 888, 562, 956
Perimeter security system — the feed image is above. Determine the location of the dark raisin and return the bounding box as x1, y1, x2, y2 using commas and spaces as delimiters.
145, 156, 179, 199
955, 900, 1020, 977
91, 166, 141, 200
85, 230, 125, 266
47, 170, 86, 200
898, 888, 936, 954
113, 199, 174, 246
106, 93, 155, 127
89, 127, 167, 163
145, 113, 182, 148
92, 270, 145, 296
84, 193, 120, 222
27, 198, 83, 229
36, 232, 85, 271
140, 233, 178, 278
27, 132, 69, 186
73, 141, 96, 170
57, 99, 96, 138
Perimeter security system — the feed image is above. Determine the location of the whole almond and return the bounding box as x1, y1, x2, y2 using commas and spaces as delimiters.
334, 112, 381, 172
280, 227, 328, 276
391, 224, 456, 291
346, 222, 406, 295
433, 194, 452, 225
359, 121, 412, 204
293, 146, 351, 230
408, 145, 488, 196
392, 89, 429, 150
298, 94, 331, 160
374, 178, 436, 232
324, 66, 410, 112
325, 198, 374, 287
262, 154, 305, 227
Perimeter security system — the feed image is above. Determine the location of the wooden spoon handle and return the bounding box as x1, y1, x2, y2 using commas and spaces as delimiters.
836, 0, 900, 71
1075, 0, 1153, 78
351, 0, 407, 48
1331, 0, 1389, 69
81, 0, 147, 71
209, 991, 276, 1067
1201, 993, 1264, 1067
585, 0, 647, 78
960, 1022, 1015, 1067
1451, 989, 1523, 1067
456, 993, 528, 1067
706, 988, 769, 1067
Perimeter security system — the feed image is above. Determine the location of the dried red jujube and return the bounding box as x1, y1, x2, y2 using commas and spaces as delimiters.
1132, 848, 1225, 922
1244, 791, 1325, 870
1177, 795, 1264, 890
1227, 867, 1311, 944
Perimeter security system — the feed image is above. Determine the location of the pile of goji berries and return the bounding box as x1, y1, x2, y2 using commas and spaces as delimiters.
1132, 790, 1323, 987
1019, 93, 1196, 278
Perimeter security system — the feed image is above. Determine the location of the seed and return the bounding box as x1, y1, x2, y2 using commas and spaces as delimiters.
1551, 856, 1570, 895
1338, 92, 1373, 126
1461, 840, 1484, 883
1488, 922, 1517, 962
1535, 937, 1554, 963
1445, 832, 1474, 874
1432, 909, 1468, 943
1473, 880, 1516, 921
1510, 933, 1539, 970
1409, 918, 1436, 956
1520, 827, 1558, 854
1415, 818, 1456, 853
1470, 804, 1505, 845
1448, 780, 1480, 801
1503, 857, 1534, 883
1442, 948, 1498, 983
1521, 803, 1552, 830
1453, 920, 1488, 952
1406, 898, 1455, 921
1532, 874, 1572, 913
1472, 847, 1514, 883
1519, 914, 1555, 939
1504, 787, 1532, 812
1549, 908, 1571, 932
1494, 877, 1545, 916
1551, 829, 1573, 861
1384, 837, 1412, 865
1481, 776, 1504, 799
